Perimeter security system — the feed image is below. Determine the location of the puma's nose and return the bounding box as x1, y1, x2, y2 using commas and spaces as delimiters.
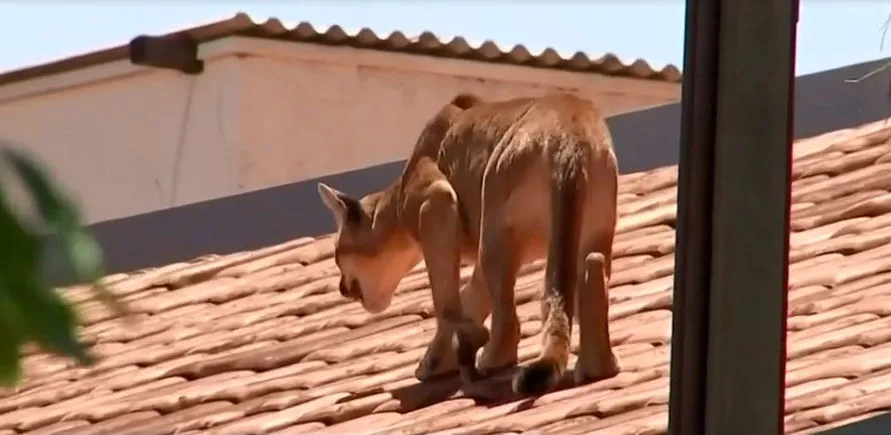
339, 278, 363, 301
338, 278, 350, 297
351, 279, 363, 301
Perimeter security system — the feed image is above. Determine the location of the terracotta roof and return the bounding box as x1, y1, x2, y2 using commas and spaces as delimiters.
4, 118, 891, 434
0, 12, 682, 87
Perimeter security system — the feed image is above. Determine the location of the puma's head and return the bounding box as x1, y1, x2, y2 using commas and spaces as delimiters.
317, 182, 421, 314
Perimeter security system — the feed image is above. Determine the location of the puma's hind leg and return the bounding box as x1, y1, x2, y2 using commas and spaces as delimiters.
573, 247, 620, 385
512, 169, 584, 396
574, 164, 620, 385
475, 184, 523, 378
475, 255, 521, 378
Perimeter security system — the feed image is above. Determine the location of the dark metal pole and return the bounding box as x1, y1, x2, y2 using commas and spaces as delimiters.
667, 0, 720, 432
668, 0, 798, 434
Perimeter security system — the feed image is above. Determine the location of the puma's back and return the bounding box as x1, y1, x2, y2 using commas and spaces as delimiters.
409, 93, 616, 256
412, 93, 612, 176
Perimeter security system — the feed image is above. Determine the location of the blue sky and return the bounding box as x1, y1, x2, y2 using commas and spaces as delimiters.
0, 1, 889, 77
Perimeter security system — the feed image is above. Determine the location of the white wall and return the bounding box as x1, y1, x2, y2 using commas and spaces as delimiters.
0, 36, 680, 225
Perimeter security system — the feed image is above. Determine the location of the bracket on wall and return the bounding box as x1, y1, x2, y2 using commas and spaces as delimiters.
128, 35, 205, 75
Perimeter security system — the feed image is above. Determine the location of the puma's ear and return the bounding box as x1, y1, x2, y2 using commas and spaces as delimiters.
318, 183, 347, 224
317, 183, 361, 226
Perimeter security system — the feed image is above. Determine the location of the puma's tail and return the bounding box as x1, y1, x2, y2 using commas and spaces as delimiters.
512, 358, 563, 395
512, 153, 586, 396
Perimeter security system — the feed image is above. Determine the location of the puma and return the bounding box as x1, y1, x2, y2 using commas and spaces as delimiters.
317, 92, 620, 395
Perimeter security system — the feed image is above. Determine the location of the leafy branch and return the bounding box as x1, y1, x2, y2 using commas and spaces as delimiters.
0, 141, 127, 387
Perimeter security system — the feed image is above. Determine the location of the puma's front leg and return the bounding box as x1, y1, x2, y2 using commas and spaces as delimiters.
416, 271, 492, 382
415, 184, 489, 382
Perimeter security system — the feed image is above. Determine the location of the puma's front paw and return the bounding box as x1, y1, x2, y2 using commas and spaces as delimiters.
415, 333, 459, 381
454, 321, 490, 384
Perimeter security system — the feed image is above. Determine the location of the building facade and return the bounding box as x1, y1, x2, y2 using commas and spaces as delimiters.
0, 13, 681, 224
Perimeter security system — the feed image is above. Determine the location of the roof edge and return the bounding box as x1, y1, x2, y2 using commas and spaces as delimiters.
0, 12, 683, 88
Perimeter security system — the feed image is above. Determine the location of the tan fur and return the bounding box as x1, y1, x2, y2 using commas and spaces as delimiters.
318, 92, 621, 395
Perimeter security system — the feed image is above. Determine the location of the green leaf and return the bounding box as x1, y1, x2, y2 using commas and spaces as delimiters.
63, 231, 128, 317
0, 184, 91, 367
0, 144, 135, 386
0, 334, 22, 388
0, 290, 24, 388
2, 147, 127, 317
14, 287, 92, 365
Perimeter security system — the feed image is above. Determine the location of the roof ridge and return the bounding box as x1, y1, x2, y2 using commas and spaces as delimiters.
224, 12, 682, 81
0, 11, 682, 87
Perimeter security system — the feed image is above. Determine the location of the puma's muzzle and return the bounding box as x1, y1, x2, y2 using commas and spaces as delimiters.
338, 277, 363, 301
